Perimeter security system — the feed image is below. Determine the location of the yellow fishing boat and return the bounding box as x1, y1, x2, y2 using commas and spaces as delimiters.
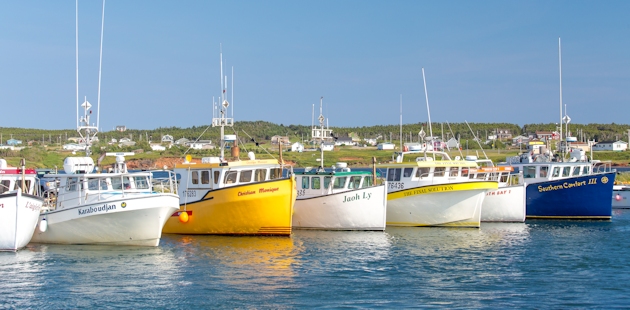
162, 158, 296, 235
163, 49, 296, 236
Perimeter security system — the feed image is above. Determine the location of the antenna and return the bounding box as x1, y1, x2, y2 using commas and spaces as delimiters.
212, 45, 233, 160
319, 97, 325, 170
465, 121, 489, 159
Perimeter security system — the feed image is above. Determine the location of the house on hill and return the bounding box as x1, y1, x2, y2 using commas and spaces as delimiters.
7, 138, 22, 146
593, 140, 628, 151
271, 135, 290, 145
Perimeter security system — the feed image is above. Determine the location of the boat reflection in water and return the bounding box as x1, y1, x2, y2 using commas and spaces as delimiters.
162, 234, 300, 289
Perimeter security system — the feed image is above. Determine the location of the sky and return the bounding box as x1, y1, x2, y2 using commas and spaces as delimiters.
1, 0, 629, 131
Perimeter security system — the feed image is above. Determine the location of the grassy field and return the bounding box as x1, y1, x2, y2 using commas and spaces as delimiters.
3, 144, 630, 169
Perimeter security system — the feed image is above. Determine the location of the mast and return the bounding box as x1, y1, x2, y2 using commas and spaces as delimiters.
76, 0, 105, 156
558, 37, 564, 159
422, 68, 434, 157
399, 94, 402, 151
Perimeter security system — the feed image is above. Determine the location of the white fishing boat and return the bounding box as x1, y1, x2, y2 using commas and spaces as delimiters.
0, 159, 45, 251
468, 162, 526, 222
293, 98, 387, 231
378, 150, 497, 228
30, 1, 179, 246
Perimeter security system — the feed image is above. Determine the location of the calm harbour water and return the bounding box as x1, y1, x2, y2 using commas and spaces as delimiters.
2, 210, 630, 309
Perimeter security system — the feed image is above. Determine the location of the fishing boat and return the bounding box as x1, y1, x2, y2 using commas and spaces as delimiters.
498, 38, 616, 220
378, 68, 497, 228
378, 150, 497, 227
30, 1, 180, 246
292, 98, 387, 231
0, 159, 45, 251
503, 148, 615, 219
468, 160, 526, 222
613, 185, 630, 209
161, 50, 296, 236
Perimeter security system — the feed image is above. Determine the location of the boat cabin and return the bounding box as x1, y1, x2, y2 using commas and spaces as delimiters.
0, 159, 39, 195
295, 170, 376, 198
175, 157, 285, 191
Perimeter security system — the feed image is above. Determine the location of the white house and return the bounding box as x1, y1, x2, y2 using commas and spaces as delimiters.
334, 137, 355, 146
377, 142, 395, 150
363, 138, 378, 146
593, 140, 628, 151
63, 143, 85, 151
445, 137, 460, 150
187, 140, 213, 150
150, 144, 166, 151
319, 142, 334, 152
161, 135, 174, 144
291, 142, 304, 152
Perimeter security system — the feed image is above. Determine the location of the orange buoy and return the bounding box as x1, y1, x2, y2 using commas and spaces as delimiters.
179, 211, 189, 223
615, 194, 622, 201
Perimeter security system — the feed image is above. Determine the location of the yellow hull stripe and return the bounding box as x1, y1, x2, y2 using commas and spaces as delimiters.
388, 181, 497, 200
163, 177, 296, 236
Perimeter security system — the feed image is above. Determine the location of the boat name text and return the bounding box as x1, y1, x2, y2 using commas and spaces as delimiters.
78, 204, 117, 216
487, 189, 512, 196
537, 178, 598, 193
25, 201, 42, 211
259, 187, 279, 194
342, 192, 372, 203
403, 185, 455, 197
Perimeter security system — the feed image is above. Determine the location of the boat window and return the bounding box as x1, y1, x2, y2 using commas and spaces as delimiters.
362, 176, 373, 188
68, 177, 79, 191
270, 168, 282, 180
387, 168, 401, 182
311, 177, 320, 189
201, 171, 210, 184
499, 174, 509, 183
447, 167, 458, 177
191, 171, 199, 185
15, 179, 33, 192
433, 167, 446, 177
214, 171, 221, 184
572, 166, 581, 176
111, 177, 122, 190
254, 169, 267, 182
349, 176, 362, 189
224, 171, 238, 184
461, 167, 469, 178
87, 178, 100, 190
583, 166, 590, 175
416, 167, 430, 178
0, 180, 11, 194
333, 177, 347, 189
523, 166, 537, 178
302, 176, 309, 189
540, 166, 549, 177
562, 167, 571, 177
239, 170, 253, 183
403, 168, 414, 178
552, 167, 561, 178
324, 176, 332, 189
134, 176, 150, 189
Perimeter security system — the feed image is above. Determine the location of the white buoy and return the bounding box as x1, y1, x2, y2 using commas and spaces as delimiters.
39, 219, 48, 232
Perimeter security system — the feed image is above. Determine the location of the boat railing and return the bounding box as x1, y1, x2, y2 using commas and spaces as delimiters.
151, 170, 178, 194
593, 160, 613, 174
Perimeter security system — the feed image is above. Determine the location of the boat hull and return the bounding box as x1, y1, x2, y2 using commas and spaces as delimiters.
0, 192, 44, 251
481, 185, 526, 222
525, 172, 615, 219
162, 177, 296, 236
293, 184, 387, 231
386, 181, 496, 228
612, 185, 630, 209
31, 194, 179, 246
